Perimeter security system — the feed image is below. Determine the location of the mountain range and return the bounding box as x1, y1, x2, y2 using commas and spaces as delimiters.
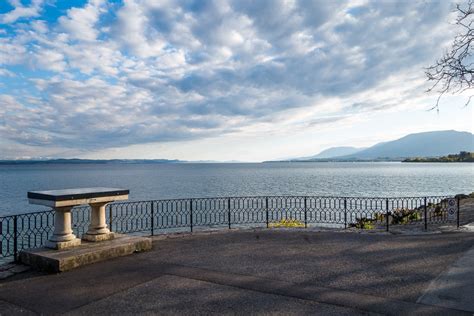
1, 130, 472, 164
289, 130, 474, 161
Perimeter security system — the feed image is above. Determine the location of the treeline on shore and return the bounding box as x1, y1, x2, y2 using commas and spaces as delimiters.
403, 151, 474, 163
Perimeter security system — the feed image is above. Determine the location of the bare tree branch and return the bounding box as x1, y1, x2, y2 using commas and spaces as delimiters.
426, 0, 474, 109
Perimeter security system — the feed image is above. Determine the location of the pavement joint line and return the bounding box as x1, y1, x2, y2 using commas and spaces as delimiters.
159, 262, 471, 316
64, 274, 171, 314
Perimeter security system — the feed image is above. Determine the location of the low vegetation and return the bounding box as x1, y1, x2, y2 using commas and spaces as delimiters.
391, 208, 422, 224
403, 151, 473, 162
269, 218, 305, 228
349, 217, 375, 229
456, 192, 474, 199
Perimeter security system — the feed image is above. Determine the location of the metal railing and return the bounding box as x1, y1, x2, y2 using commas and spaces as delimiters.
0, 195, 459, 263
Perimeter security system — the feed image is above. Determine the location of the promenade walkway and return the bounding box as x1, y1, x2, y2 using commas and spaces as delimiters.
0, 229, 473, 315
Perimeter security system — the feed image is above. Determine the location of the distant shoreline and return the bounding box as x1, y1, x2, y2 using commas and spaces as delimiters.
1, 158, 472, 165
402, 152, 473, 163
402, 161, 474, 163
0, 159, 183, 165
0, 160, 430, 165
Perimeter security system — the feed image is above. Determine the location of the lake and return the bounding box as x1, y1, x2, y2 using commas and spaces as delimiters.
0, 162, 473, 216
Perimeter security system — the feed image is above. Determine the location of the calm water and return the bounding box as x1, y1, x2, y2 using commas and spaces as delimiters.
0, 162, 473, 216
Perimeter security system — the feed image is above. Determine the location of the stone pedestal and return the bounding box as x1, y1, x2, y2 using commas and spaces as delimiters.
45, 206, 81, 250
83, 202, 115, 242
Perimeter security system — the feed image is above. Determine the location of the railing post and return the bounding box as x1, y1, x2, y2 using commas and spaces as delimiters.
13, 215, 18, 262
151, 201, 155, 236
265, 197, 269, 228
190, 199, 193, 232
109, 205, 113, 232
424, 197, 428, 231
228, 198, 231, 229
304, 197, 307, 228
457, 196, 460, 229
344, 198, 348, 229
385, 198, 390, 232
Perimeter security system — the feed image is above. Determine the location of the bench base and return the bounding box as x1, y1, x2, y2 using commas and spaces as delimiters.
45, 238, 82, 250
82, 232, 115, 242
19, 234, 152, 273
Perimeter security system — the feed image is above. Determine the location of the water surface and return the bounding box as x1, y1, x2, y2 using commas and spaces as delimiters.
0, 162, 472, 215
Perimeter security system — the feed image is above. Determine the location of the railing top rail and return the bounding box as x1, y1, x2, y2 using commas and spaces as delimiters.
109, 195, 455, 204
112, 194, 455, 202
0, 194, 457, 219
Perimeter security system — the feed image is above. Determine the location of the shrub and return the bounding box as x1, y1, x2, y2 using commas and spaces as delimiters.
349, 217, 375, 230
374, 212, 386, 221
391, 208, 421, 225
433, 205, 444, 217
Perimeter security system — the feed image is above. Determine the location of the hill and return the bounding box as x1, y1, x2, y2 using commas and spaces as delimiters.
273, 130, 474, 162
341, 130, 474, 160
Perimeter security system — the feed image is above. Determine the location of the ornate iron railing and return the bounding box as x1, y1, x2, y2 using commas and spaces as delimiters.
0, 195, 459, 263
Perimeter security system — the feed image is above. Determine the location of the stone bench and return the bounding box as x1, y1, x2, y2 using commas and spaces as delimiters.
22, 187, 151, 272
28, 187, 129, 249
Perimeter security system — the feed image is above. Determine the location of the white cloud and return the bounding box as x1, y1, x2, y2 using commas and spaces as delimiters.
0, 0, 43, 24
30, 19, 48, 33
114, 0, 166, 58
58, 0, 105, 42
33, 49, 66, 72
0, 37, 27, 65
0, 68, 15, 77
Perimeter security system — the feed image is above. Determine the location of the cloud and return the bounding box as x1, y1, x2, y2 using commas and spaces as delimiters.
0, 0, 463, 159
0, 68, 15, 77
33, 49, 67, 72
58, 0, 105, 42
0, 0, 43, 24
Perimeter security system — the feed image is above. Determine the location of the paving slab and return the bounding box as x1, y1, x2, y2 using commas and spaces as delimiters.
0, 254, 168, 314
158, 263, 468, 315
66, 275, 367, 316
417, 246, 474, 312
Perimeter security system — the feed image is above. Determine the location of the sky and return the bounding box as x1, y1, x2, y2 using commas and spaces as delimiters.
0, 0, 472, 162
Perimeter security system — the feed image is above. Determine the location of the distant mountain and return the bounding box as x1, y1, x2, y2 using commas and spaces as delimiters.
300, 146, 365, 159
341, 130, 474, 160
266, 130, 474, 163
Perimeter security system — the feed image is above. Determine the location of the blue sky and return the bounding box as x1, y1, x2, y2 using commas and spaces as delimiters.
0, 0, 472, 161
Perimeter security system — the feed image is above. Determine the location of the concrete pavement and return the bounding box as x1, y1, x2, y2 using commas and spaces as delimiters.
0, 229, 473, 315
